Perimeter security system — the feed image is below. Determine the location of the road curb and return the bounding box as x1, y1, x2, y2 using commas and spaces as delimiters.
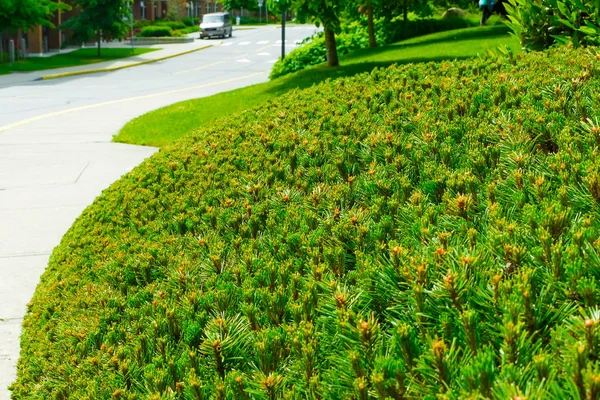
40, 43, 218, 81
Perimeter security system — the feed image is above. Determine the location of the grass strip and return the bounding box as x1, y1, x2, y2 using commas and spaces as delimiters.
0, 47, 158, 75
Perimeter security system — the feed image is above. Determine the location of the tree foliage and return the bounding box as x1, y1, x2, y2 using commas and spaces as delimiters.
166, 0, 187, 20
0, 0, 66, 32
61, 0, 131, 56
267, 0, 292, 13
219, 0, 259, 11
375, 0, 433, 21
293, 0, 347, 67
506, 0, 600, 49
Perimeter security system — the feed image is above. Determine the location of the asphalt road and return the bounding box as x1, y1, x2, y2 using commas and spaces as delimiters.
0, 25, 318, 399
0, 25, 319, 128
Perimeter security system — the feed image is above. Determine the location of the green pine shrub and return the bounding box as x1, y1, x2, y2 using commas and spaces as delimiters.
12, 48, 600, 399
270, 17, 478, 79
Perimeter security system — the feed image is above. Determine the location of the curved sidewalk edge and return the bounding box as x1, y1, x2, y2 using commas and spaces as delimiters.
39, 42, 219, 81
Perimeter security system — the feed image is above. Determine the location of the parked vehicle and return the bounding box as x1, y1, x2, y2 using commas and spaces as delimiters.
200, 13, 233, 39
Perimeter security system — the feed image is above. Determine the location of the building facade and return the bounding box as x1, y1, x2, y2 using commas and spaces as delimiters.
22, 0, 223, 55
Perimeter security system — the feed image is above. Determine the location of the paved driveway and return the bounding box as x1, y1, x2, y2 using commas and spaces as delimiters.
0, 25, 318, 399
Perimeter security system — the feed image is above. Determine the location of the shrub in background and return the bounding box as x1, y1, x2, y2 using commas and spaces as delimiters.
181, 17, 195, 27
240, 15, 268, 24
506, 0, 600, 49
270, 16, 477, 79
155, 20, 187, 30
133, 19, 154, 29
138, 25, 175, 37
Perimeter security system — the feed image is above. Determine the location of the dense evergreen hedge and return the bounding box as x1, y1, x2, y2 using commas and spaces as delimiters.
12, 48, 600, 399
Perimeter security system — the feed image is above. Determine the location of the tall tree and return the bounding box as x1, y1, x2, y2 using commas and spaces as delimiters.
385, 0, 432, 22
293, 0, 346, 67
61, 0, 130, 56
354, 0, 380, 47
0, 0, 67, 32
219, 0, 259, 12
166, 0, 186, 20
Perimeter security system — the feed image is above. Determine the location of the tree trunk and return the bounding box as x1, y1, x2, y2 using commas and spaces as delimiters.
324, 27, 339, 67
367, 3, 376, 48
403, 0, 408, 23
97, 30, 101, 57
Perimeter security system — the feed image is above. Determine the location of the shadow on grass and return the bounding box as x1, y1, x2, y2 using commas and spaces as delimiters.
265, 25, 513, 97
345, 25, 512, 62
265, 55, 472, 96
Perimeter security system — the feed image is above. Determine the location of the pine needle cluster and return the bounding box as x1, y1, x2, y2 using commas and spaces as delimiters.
12, 47, 600, 399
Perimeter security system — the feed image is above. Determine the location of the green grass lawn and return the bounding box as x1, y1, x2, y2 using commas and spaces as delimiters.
0, 47, 158, 75
114, 24, 518, 147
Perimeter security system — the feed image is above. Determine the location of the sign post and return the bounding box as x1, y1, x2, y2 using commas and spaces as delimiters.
258, 0, 264, 23
9, 40, 14, 67
130, 2, 136, 54
281, 10, 285, 60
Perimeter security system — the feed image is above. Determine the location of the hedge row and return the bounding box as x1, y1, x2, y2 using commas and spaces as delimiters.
11, 48, 600, 399
138, 25, 186, 38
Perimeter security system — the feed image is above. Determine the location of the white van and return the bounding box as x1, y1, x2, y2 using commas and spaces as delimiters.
200, 13, 233, 39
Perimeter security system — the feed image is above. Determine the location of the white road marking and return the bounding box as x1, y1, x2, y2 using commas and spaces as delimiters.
236, 58, 251, 63
268, 59, 278, 63
238, 41, 251, 46
221, 42, 233, 46
257, 40, 269, 44
258, 52, 271, 56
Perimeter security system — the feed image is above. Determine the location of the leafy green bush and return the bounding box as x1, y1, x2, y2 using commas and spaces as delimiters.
270, 17, 477, 79
138, 26, 175, 37
181, 17, 195, 27
12, 48, 600, 398
155, 20, 187, 30
506, 0, 600, 49
133, 19, 155, 29
239, 15, 269, 24
270, 31, 368, 79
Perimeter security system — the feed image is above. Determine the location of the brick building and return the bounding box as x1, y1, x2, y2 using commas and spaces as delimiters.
18, 0, 224, 55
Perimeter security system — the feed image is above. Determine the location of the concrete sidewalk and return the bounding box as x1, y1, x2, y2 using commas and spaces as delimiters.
0, 38, 216, 88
